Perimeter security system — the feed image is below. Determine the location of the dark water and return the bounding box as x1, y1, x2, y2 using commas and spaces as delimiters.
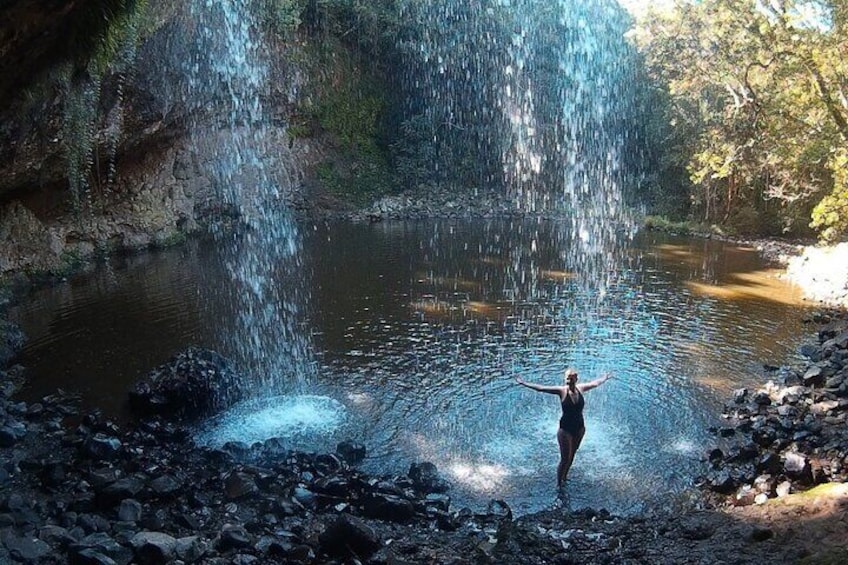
9, 220, 814, 515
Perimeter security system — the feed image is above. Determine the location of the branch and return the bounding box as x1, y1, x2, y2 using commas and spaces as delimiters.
807, 60, 848, 141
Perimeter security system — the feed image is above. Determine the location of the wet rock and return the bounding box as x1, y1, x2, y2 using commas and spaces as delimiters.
408, 461, 450, 493
216, 524, 251, 551
799, 343, 822, 361
706, 470, 736, 494
424, 493, 451, 512
732, 388, 748, 403
486, 499, 512, 520
175, 535, 207, 562
336, 440, 366, 464
752, 391, 771, 406
363, 493, 416, 523
71, 533, 132, 565
1, 529, 51, 562
128, 348, 246, 422
292, 486, 315, 508
802, 366, 825, 387
224, 471, 258, 501
117, 500, 142, 523
149, 474, 180, 498
70, 548, 119, 565
756, 453, 782, 474
313, 476, 353, 500
38, 524, 76, 548
129, 532, 177, 565
319, 514, 381, 558
0, 320, 25, 367
98, 476, 145, 507
82, 434, 122, 461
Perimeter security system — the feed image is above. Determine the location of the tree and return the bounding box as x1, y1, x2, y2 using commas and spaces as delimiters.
633, 0, 848, 239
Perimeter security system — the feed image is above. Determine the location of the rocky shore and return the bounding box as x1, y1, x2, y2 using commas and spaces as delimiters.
0, 302, 847, 563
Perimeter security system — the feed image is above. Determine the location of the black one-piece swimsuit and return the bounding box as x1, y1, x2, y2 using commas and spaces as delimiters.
559, 390, 585, 435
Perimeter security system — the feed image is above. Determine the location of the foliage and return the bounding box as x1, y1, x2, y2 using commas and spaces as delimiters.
61, 0, 147, 211
632, 0, 848, 240
299, 38, 395, 201
259, 0, 307, 37
811, 148, 848, 242
644, 215, 695, 234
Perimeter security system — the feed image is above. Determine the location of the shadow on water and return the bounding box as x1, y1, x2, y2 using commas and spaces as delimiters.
7, 219, 818, 515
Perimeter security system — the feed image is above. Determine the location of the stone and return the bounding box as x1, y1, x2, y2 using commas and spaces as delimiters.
174, 536, 207, 562
733, 388, 748, 403
336, 440, 366, 464
71, 533, 132, 565
216, 524, 251, 551
319, 514, 381, 558
292, 487, 315, 508
82, 434, 122, 461
71, 548, 119, 565
486, 499, 512, 520
363, 493, 416, 523
2, 531, 51, 561
424, 493, 451, 512
129, 532, 177, 565
225, 472, 258, 500
784, 452, 813, 483
409, 461, 450, 493
802, 366, 825, 387
117, 500, 142, 523
149, 475, 181, 497
128, 348, 247, 421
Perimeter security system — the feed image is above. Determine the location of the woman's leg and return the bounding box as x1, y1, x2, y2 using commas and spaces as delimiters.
570, 426, 586, 467
556, 428, 575, 487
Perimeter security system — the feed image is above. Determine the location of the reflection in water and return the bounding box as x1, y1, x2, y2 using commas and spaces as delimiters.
9, 220, 812, 514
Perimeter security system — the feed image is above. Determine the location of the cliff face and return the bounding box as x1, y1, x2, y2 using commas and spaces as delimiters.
0, 2, 346, 276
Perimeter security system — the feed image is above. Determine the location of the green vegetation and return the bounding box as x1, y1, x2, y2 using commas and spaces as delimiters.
155, 231, 188, 249
61, 0, 147, 211
632, 0, 848, 242
284, 21, 397, 202
643, 216, 697, 235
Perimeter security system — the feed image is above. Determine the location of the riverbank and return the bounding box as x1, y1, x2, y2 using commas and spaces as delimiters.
0, 302, 847, 563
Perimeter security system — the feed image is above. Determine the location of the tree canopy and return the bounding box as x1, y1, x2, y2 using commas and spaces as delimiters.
632, 0, 848, 240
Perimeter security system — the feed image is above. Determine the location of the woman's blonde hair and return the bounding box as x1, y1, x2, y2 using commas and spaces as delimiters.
564, 367, 578, 378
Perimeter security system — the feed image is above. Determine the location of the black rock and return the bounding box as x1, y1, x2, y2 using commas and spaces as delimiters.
319, 514, 381, 558
336, 440, 366, 465
216, 524, 252, 551
362, 493, 416, 523
129, 532, 177, 565
408, 461, 450, 494
128, 348, 247, 422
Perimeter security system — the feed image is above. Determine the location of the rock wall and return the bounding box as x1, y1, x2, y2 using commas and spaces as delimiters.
0, 3, 340, 279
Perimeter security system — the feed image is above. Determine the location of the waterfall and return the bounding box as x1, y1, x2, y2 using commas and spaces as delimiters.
180, 0, 314, 393
402, 0, 640, 303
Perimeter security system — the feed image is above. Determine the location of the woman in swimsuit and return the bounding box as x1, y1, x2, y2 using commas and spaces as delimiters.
515, 368, 612, 487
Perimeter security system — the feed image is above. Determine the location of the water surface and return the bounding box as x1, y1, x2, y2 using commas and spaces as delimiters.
9, 220, 813, 514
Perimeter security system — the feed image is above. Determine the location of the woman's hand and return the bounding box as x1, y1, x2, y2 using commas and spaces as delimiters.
514, 376, 525, 385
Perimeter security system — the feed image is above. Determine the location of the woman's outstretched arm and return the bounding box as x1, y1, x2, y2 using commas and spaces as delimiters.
578, 373, 613, 392
515, 376, 563, 395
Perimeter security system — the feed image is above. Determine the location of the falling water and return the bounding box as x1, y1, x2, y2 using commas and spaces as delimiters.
402, 0, 639, 301
180, 0, 314, 393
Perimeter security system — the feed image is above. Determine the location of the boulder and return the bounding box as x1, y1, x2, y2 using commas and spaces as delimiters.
128, 348, 246, 421
319, 514, 381, 558
408, 461, 450, 494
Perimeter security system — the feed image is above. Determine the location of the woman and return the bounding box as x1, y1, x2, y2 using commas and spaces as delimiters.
515, 368, 612, 488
